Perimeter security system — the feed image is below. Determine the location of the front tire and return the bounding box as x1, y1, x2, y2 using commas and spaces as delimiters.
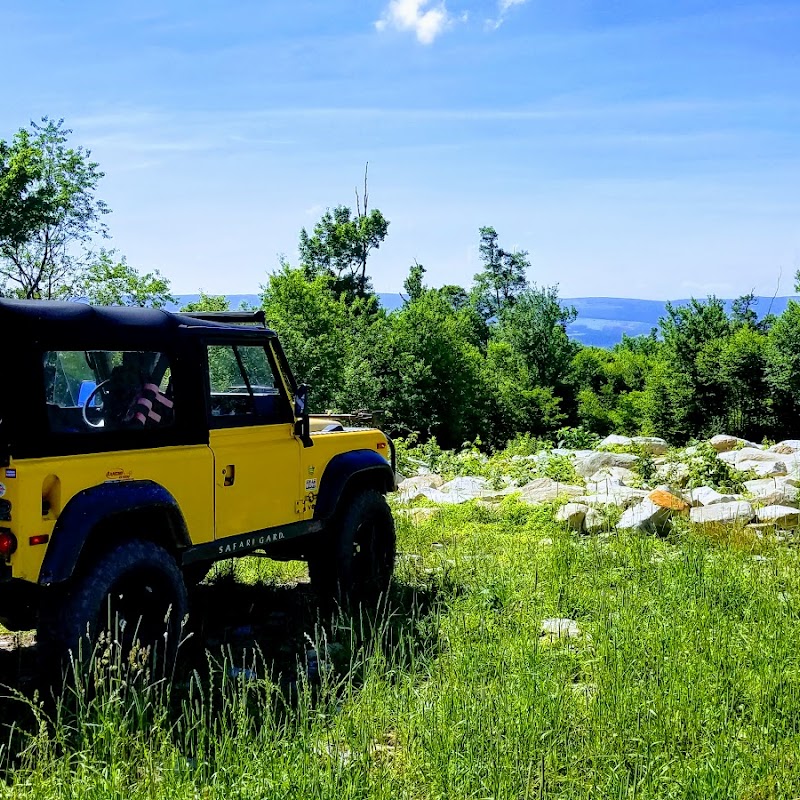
38, 539, 188, 680
309, 490, 396, 612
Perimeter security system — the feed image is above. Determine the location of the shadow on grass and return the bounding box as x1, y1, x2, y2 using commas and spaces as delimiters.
0, 568, 453, 770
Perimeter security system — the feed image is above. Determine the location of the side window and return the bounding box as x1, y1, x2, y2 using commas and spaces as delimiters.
206, 344, 290, 424
43, 350, 174, 433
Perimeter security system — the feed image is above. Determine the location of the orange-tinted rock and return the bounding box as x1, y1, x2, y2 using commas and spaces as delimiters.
648, 489, 689, 513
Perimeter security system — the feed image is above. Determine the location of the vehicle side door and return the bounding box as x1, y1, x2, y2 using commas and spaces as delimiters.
204, 338, 302, 539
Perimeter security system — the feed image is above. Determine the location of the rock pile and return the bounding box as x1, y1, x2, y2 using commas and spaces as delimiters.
395, 435, 800, 535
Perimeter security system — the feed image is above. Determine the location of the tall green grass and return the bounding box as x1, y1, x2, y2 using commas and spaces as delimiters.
3, 500, 800, 798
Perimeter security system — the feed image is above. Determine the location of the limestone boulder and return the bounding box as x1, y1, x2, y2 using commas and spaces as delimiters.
518, 477, 584, 505
754, 505, 800, 528
769, 440, 800, 454
655, 461, 690, 483
583, 508, 606, 534
398, 476, 514, 505
648, 488, 689, 513
689, 501, 754, 525
718, 447, 782, 466
587, 466, 637, 489
398, 474, 444, 493
438, 477, 514, 502
574, 487, 650, 509
718, 448, 788, 476
572, 450, 639, 479
632, 436, 669, 455
740, 460, 788, 477
687, 486, 744, 506
599, 434, 633, 449
617, 499, 672, 533
556, 503, 589, 532
709, 435, 761, 453
744, 477, 799, 507
541, 618, 581, 640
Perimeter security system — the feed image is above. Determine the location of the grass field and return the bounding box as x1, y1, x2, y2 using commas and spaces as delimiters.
2, 499, 800, 798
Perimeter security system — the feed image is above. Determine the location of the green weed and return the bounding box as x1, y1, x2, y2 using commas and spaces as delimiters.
3, 503, 800, 798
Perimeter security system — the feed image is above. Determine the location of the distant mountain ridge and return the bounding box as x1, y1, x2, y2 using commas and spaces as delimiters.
171, 294, 794, 349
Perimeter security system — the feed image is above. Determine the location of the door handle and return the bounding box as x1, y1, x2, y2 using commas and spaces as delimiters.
223, 465, 236, 486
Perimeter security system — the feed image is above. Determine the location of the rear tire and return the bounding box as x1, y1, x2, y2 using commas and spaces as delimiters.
38, 539, 188, 682
309, 490, 396, 612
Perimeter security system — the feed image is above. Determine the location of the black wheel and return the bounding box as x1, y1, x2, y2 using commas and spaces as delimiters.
38, 539, 188, 681
309, 490, 396, 611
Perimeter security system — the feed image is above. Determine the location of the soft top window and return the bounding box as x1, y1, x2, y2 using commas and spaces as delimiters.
44, 350, 174, 434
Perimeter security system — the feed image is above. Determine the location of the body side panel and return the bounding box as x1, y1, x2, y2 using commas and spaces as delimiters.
6, 444, 213, 583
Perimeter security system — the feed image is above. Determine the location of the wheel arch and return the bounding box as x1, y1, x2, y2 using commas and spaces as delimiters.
314, 450, 394, 523
38, 480, 190, 585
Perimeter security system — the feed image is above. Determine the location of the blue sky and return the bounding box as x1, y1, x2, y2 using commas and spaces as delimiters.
3, 1, 799, 299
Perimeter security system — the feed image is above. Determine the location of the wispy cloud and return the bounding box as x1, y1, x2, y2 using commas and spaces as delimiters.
375, 0, 456, 45
486, 0, 530, 30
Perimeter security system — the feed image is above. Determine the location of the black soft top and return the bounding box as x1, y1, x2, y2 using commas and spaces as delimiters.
0, 299, 276, 342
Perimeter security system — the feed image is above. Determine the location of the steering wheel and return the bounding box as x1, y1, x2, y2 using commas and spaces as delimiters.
81, 379, 111, 429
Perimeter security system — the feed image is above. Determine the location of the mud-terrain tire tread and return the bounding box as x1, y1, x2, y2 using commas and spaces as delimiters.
309, 489, 395, 611
38, 539, 187, 677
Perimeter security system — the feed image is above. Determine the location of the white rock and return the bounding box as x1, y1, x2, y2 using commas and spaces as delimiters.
517, 478, 585, 505
655, 462, 690, 483
583, 508, 606, 534
398, 474, 444, 492
616, 499, 672, 532
688, 486, 744, 506
744, 477, 799, 506
718, 447, 784, 465
575, 487, 650, 509
556, 503, 589, 531
433, 477, 515, 503
599, 434, 633, 448
573, 450, 639, 478
440, 476, 489, 493
689, 501, 754, 524
769, 440, 800, 454
739, 460, 788, 477
631, 436, 670, 455
587, 466, 637, 488
541, 618, 581, 639
709, 435, 760, 453
755, 505, 800, 528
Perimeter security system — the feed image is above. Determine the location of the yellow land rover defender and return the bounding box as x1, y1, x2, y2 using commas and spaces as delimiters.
0, 300, 395, 665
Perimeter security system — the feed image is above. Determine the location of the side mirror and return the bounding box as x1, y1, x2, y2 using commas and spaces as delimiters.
294, 383, 313, 448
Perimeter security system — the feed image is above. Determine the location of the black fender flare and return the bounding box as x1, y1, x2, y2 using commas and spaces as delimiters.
39, 480, 190, 585
314, 450, 394, 522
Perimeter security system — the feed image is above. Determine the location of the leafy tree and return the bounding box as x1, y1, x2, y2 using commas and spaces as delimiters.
494, 285, 577, 387
180, 293, 231, 313
402, 261, 426, 304
0, 118, 109, 299
644, 298, 732, 441
0, 130, 49, 246
261, 263, 354, 409
438, 284, 470, 312
571, 334, 660, 436
484, 339, 566, 444
375, 289, 486, 447
471, 226, 529, 321
78, 251, 174, 308
766, 299, 800, 437
298, 169, 389, 304
713, 325, 772, 438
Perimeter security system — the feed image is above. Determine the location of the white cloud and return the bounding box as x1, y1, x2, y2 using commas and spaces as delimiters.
499, 0, 529, 10
375, 0, 454, 45
487, 0, 530, 30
